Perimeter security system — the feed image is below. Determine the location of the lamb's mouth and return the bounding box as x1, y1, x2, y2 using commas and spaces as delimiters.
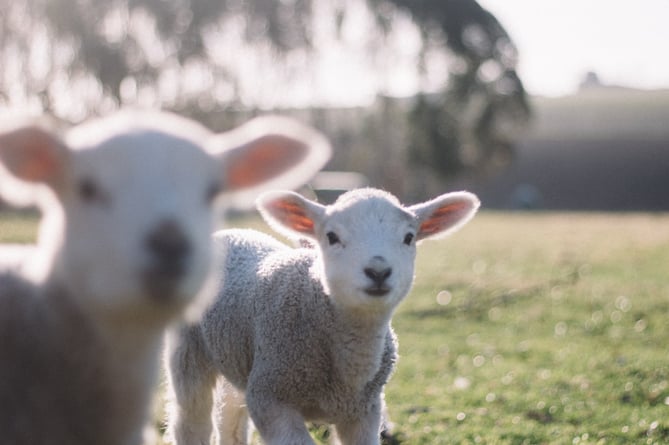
142, 265, 186, 301
365, 286, 391, 297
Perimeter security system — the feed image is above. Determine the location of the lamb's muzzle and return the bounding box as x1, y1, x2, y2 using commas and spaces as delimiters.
142, 219, 192, 299
364, 256, 392, 296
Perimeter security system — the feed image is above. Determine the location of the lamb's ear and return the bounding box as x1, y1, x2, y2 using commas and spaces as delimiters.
256, 191, 326, 241
0, 124, 69, 206
210, 116, 331, 208
409, 191, 480, 242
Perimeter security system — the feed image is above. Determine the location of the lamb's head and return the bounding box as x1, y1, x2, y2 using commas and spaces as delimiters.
258, 188, 479, 313
0, 112, 330, 322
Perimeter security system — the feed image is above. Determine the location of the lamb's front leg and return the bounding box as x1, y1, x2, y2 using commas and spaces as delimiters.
213, 377, 249, 445
164, 327, 217, 445
246, 389, 315, 445
333, 400, 382, 445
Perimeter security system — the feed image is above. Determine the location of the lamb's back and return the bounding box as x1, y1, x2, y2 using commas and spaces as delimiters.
203, 229, 320, 386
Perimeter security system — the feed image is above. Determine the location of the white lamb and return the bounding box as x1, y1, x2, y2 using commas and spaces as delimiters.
0, 111, 330, 445
165, 187, 480, 445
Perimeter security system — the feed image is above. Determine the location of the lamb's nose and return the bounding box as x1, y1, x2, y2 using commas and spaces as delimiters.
364, 267, 392, 286
145, 220, 190, 272
364, 256, 392, 286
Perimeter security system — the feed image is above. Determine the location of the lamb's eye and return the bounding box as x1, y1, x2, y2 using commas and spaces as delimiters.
403, 233, 414, 246
326, 231, 340, 245
78, 177, 107, 205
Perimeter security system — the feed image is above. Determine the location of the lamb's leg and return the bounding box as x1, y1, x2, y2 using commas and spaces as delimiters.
333, 401, 382, 445
380, 396, 395, 439
246, 390, 315, 445
213, 377, 249, 445
164, 326, 217, 445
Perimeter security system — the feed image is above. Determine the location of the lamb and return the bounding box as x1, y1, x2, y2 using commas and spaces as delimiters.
0, 244, 36, 273
0, 110, 330, 445
165, 187, 480, 445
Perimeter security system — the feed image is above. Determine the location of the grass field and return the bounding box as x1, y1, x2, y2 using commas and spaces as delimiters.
382, 212, 669, 445
2, 211, 668, 444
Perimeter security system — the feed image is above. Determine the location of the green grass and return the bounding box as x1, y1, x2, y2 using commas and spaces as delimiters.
0, 210, 39, 243
4, 211, 669, 444
384, 212, 669, 445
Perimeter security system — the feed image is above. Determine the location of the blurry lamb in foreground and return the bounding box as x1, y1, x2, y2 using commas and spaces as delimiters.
0, 111, 330, 445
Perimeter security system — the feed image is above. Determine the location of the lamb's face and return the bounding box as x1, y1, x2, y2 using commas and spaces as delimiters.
316, 195, 418, 312
259, 188, 480, 314
58, 132, 219, 320
1, 112, 331, 323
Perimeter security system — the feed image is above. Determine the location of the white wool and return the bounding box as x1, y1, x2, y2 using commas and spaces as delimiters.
165, 187, 479, 445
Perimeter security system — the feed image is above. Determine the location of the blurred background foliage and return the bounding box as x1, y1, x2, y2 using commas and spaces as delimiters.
0, 0, 529, 200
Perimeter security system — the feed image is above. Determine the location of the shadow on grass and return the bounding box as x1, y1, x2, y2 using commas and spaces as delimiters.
311, 425, 405, 445
381, 429, 405, 445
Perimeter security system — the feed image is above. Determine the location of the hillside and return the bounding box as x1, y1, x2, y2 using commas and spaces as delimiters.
528, 88, 669, 141
456, 88, 669, 211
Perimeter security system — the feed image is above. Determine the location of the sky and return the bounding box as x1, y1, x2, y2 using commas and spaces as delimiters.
477, 0, 669, 96
289, 0, 669, 108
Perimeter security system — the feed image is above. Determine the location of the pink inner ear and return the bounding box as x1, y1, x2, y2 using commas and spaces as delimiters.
267, 198, 315, 234
419, 201, 470, 236
0, 127, 64, 185
19, 144, 61, 183
226, 136, 307, 190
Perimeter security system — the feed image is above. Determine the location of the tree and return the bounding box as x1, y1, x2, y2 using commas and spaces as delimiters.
0, 0, 314, 118
375, 0, 530, 176
0, 0, 528, 180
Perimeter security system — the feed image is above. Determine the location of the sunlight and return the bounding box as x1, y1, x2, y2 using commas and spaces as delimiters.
478, 0, 669, 96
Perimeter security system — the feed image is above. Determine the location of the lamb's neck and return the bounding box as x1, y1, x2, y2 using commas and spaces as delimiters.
332, 307, 392, 387
45, 277, 165, 375
98, 316, 164, 376
45, 280, 164, 444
